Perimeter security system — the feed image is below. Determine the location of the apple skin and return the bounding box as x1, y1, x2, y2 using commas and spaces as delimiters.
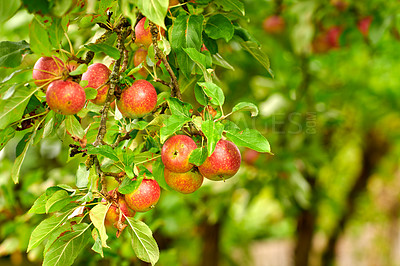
125, 179, 161, 212
243, 149, 259, 165
263, 15, 285, 34
81, 63, 111, 105
198, 139, 241, 181
312, 26, 342, 53
358, 16, 373, 37
46, 80, 86, 115
164, 168, 203, 194
161, 135, 197, 173
32, 56, 65, 89
135, 18, 165, 47
102, 196, 136, 227
133, 48, 149, 78
116, 80, 157, 118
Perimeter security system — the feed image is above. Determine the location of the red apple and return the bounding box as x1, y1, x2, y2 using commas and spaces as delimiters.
133, 48, 149, 78
263, 15, 285, 34
164, 168, 203, 194
116, 80, 157, 118
243, 148, 259, 165
81, 63, 111, 105
312, 26, 342, 53
32, 56, 65, 89
46, 80, 86, 115
198, 139, 241, 181
102, 193, 135, 227
161, 135, 197, 173
125, 179, 160, 212
358, 16, 373, 37
135, 17, 165, 47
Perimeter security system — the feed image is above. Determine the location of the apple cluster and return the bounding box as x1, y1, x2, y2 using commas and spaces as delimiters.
161, 135, 241, 194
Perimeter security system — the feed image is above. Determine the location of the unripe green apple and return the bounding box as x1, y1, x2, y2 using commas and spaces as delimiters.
164, 168, 203, 194
198, 139, 241, 181
46, 80, 86, 115
116, 80, 157, 118
133, 48, 149, 78
135, 18, 165, 47
32, 56, 65, 89
81, 63, 111, 105
161, 135, 197, 173
125, 179, 161, 212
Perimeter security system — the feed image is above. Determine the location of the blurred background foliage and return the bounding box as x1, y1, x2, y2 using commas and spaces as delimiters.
1, 0, 400, 265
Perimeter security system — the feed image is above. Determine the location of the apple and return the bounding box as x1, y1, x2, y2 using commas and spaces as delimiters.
161, 135, 197, 173
32, 56, 65, 89
116, 79, 157, 118
312, 26, 342, 53
243, 148, 259, 165
198, 139, 241, 181
46, 80, 86, 115
81, 63, 111, 105
102, 192, 135, 227
164, 168, 203, 194
263, 15, 285, 34
135, 17, 165, 47
358, 16, 373, 37
125, 179, 160, 212
133, 48, 149, 78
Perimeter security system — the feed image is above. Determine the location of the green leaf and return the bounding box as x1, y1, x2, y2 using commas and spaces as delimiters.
45, 190, 71, 213
85, 87, 98, 100
160, 115, 191, 143
170, 14, 204, 78
0, 86, 39, 129
215, 0, 245, 16
212, 53, 234, 70
239, 41, 273, 77
126, 218, 159, 266
76, 163, 89, 188
30, 18, 52, 56
65, 115, 85, 139
22, 0, 50, 14
183, 48, 211, 81
43, 223, 71, 256
197, 82, 225, 106
134, 0, 168, 29
89, 204, 110, 248
69, 64, 87, 76
91, 229, 104, 257
85, 43, 120, 60
189, 147, 208, 166
0, 41, 30, 68
152, 158, 169, 190
28, 193, 47, 214
0, 0, 21, 23
118, 175, 144, 195
194, 84, 208, 106
167, 97, 192, 118
232, 102, 259, 117
86, 145, 120, 162
0, 127, 15, 151
43, 223, 91, 266
225, 128, 270, 153
201, 120, 224, 156
205, 14, 234, 42
27, 211, 71, 252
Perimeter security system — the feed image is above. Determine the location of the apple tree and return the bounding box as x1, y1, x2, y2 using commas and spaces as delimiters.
0, 0, 271, 265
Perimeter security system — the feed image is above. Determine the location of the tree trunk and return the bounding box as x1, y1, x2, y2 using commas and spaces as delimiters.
200, 221, 221, 266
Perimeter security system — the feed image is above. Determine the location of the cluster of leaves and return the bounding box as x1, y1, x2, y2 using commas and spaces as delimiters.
0, 0, 272, 265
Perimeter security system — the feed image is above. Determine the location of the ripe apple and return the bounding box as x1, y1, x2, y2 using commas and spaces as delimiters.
81, 63, 111, 105
32, 56, 65, 89
312, 26, 342, 53
46, 80, 86, 115
125, 179, 160, 212
133, 48, 149, 78
198, 139, 241, 181
263, 15, 285, 34
164, 168, 203, 194
135, 17, 165, 47
161, 135, 197, 173
116, 79, 157, 118
243, 148, 259, 165
102, 192, 135, 227
358, 16, 373, 37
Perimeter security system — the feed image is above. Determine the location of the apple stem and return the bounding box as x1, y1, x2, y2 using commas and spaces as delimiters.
149, 22, 182, 100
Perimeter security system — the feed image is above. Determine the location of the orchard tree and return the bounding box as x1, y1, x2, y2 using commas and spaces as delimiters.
0, 0, 271, 265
